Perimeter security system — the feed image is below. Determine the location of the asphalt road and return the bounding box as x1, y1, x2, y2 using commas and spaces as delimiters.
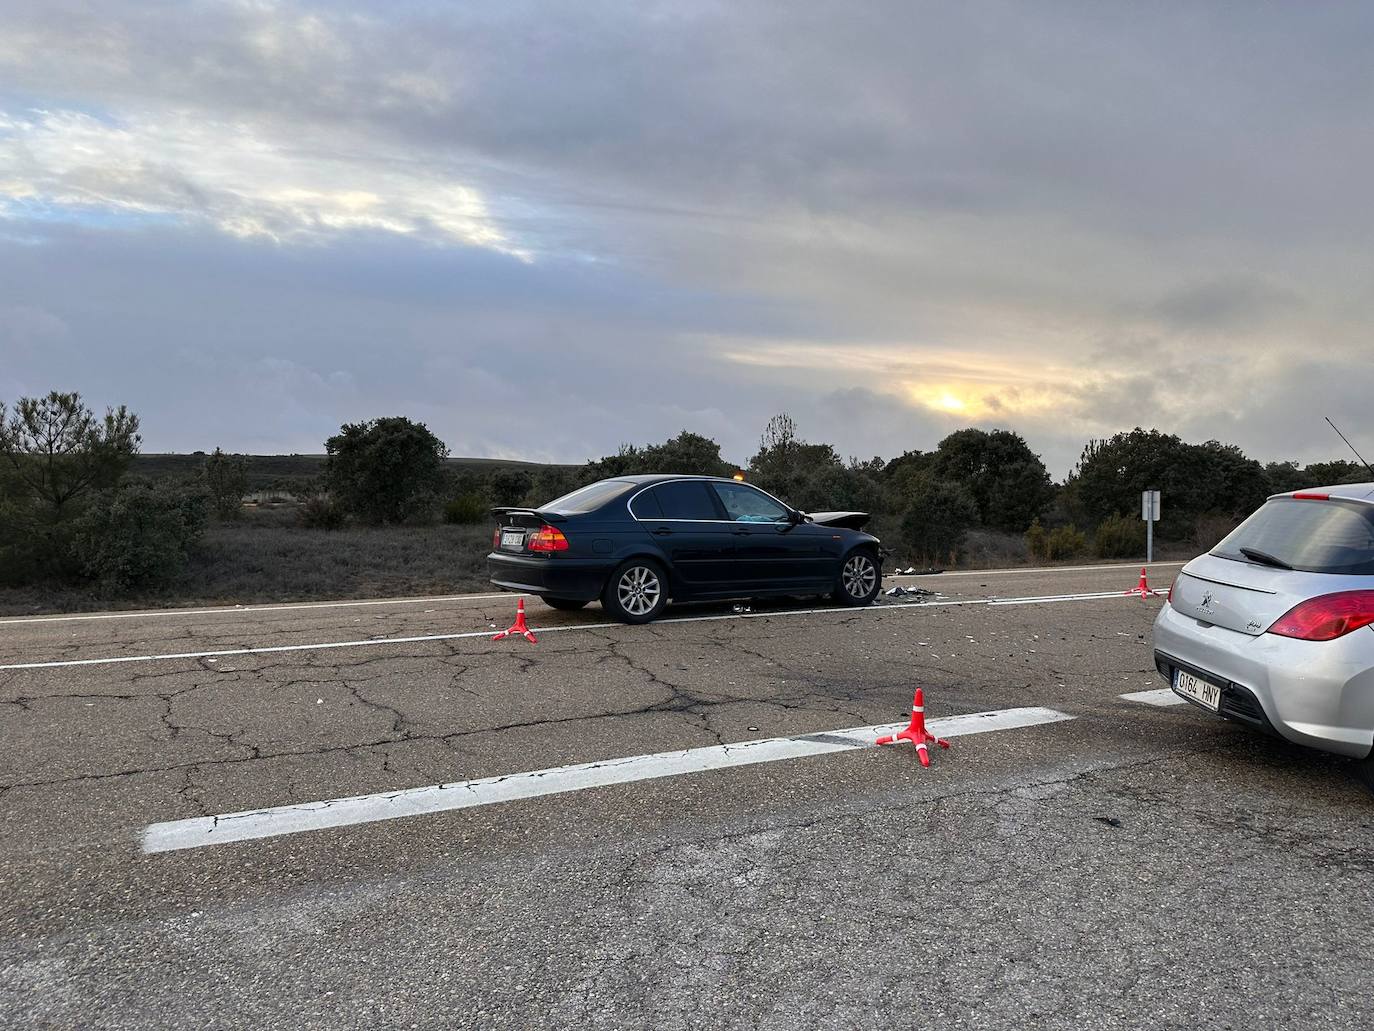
3, 560, 1373, 1029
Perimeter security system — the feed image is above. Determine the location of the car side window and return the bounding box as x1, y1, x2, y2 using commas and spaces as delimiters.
651, 481, 721, 520
629, 488, 663, 520
711, 483, 789, 523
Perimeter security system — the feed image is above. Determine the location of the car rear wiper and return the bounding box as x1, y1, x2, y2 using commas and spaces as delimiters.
1239, 546, 1294, 570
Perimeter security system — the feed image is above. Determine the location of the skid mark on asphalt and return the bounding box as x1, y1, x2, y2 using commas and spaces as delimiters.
1121, 688, 1186, 707
141, 705, 1076, 852
0, 590, 1166, 672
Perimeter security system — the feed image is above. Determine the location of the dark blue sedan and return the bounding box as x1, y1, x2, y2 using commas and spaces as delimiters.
487, 474, 884, 623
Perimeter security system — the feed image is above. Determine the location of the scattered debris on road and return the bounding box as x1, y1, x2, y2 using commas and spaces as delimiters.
881, 585, 938, 601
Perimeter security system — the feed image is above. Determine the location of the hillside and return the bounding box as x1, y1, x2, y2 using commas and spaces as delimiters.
131, 453, 572, 491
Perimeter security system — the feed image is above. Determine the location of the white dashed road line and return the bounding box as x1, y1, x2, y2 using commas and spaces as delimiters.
0, 590, 1166, 672
141, 705, 1076, 853
0, 593, 518, 626
0, 561, 1187, 626
1121, 688, 1186, 707
989, 589, 1166, 605
893, 561, 1185, 579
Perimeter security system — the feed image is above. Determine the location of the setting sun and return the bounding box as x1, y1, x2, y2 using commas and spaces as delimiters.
934, 391, 967, 412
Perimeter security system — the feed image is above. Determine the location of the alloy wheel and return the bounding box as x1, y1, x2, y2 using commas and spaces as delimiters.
617, 565, 662, 617
842, 554, 877, 599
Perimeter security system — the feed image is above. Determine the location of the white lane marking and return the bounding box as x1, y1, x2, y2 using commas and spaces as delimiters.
893, 560, 1186, 579
0, 593, 519, 626
1, 561, 1186, 625
0, 590, 1165, 672
1121, 688, 1186, 707
989, 589, 1166, 605
141, 706, 1076, 852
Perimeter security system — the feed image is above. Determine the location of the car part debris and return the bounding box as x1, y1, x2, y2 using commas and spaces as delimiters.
883, 585, 937, 599
807, 510, 870, 530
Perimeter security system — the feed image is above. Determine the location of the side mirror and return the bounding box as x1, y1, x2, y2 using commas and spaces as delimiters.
789, 508, 805, 524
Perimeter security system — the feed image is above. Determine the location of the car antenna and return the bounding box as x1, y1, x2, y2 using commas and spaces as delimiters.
1324, 417, 1374, 479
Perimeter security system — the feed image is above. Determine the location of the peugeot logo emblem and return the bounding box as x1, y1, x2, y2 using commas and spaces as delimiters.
1198, 590, 1215, 612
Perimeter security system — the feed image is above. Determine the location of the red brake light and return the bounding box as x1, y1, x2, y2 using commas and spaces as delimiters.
1291, 492, 1330, 500
1268, 591, 1374, 642
493, 526, 501, 549
1167, 578, 1175, 605
527, 524, 569, 552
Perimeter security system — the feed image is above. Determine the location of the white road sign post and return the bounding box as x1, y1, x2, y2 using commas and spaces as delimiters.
1142, 489, 1161, 563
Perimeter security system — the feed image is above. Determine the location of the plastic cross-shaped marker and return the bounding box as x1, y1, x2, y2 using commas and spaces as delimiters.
492, 598, 538, 643
876, 688, 950, 767
1125, 567, 1152, 599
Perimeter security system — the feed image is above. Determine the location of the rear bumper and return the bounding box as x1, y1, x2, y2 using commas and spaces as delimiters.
1152, 602, 1374, 758
487, 552, 612, 601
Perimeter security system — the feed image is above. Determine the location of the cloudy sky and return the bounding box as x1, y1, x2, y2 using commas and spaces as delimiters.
2, 1, 1371, 477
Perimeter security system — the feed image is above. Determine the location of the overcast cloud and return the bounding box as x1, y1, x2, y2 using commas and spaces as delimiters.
2, 0, 1372, 476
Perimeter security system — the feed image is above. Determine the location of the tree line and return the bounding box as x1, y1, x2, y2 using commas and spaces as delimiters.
2, 390, 1367, 594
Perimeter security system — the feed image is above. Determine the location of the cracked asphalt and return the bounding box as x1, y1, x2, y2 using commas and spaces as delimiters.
3, 561, 1373, 1029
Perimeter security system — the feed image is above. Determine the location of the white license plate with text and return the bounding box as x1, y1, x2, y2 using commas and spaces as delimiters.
501, 530, 525, 548
1173, 669, 1222, 712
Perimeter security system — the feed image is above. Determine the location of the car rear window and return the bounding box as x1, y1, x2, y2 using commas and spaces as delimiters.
629, 488, 663, 519
542, 479, 635, 515
1212, 498, 1374, 575
649, 481, 721, 520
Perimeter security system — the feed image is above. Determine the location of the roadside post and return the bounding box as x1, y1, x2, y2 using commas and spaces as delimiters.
1142, 489, 1161, 563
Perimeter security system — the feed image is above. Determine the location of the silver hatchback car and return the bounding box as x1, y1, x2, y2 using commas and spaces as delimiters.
1152, 483, 1374, 787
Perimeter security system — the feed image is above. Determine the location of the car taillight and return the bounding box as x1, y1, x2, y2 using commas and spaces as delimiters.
493, 526, 501, 549
1268, 591, 1374, 642
1167, 578, 1175, 605
1291, 492, 1330, 500
527, 524, 569, 552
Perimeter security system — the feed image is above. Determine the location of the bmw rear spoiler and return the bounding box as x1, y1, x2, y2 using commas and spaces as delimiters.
490, 506, 566, 524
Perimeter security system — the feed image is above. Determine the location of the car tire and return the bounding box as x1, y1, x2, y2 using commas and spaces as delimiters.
602, 558, 669, 624
542, 597, 590, 611
833, 548, 881, 607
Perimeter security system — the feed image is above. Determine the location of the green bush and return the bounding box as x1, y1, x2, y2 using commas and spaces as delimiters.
69, 481, 208, 591
1094, 512, 1145, 558
1025, 518, 1047, 561
324, 416, 449, 525
487, 468, 533, 506
899, 478, 980, 564
443, 492, 489, 525
0, 470, 38, 585
1044, 524, 1087, 560
298, 496, 346, 530
203, 447, 250, 520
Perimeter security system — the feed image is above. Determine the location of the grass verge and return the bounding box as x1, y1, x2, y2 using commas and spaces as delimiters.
0, 512, 494, 616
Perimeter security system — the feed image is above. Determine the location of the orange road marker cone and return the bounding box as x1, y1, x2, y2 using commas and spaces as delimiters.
876, 688, 950, 767
1125, 567, 1151, 599
492, 598, 537, 644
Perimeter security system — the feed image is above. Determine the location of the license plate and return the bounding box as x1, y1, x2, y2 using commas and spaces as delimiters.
1173, 669, 1222, 712
500, 530, 525, 548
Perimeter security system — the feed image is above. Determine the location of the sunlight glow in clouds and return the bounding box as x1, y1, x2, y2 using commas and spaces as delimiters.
0, 0, 1371, 470
0, 109, 527, 257
719, 338, 1081, 422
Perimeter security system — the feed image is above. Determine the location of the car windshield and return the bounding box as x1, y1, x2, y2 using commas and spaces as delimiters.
1212, 497, 1374, 575
542, 479, 635, 515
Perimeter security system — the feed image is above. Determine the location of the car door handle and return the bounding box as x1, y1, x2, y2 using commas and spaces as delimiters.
653, 527, 674, 536
732, 529, 750, 536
